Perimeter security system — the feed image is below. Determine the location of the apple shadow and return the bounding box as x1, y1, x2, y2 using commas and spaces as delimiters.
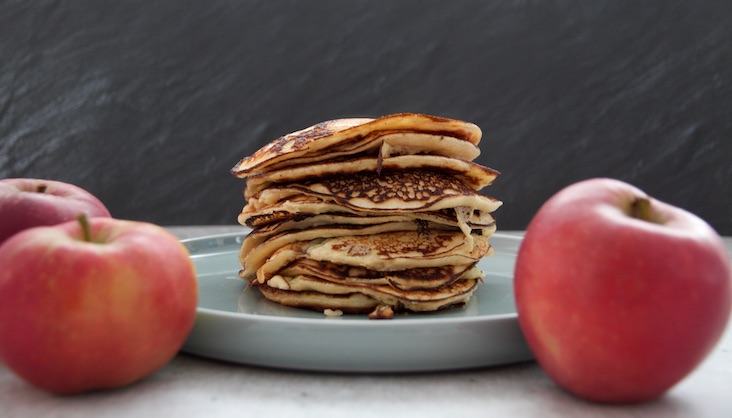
545, 384, 697, 416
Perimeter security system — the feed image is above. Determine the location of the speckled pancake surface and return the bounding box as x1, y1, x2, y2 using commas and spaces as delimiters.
231, 113, 482, 177
238, 196, 497, 231
238, 220, 459, 280
304, 231, 492, 271
243, 170, 502, 215
243, 155, 499, 198
252, 231, 490, 284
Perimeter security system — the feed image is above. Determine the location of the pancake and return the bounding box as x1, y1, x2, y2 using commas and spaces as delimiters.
256, 285, 382, 314
304, 230, 492, 271
253, 238, 484, 289
231, 113, 482, 176
280, 259, 479, 290
251, 229, 489, 276
249, 229, 489, 314
258, 274, 480, 314
243, 155, 499, 199
241, 169, 500, 253
239, 195, 497, 232
239, 214, 483, 277
238, 220, 458, 280
242, 170, 501, 217
230, 112, 501, 318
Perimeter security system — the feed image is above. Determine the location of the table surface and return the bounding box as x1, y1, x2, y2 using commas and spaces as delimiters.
2, 226, 731, 418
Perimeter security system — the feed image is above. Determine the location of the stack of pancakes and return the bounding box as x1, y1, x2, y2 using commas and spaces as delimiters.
231, 113, 502, 318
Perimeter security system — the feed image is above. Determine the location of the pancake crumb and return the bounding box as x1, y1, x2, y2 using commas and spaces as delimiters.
368, 305, 395, 320
324, 309, 343, 317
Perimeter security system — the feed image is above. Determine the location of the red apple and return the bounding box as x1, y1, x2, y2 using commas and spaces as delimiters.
514, 178, 732, 403
0, 178, 111, 245
0, 216, 198, 395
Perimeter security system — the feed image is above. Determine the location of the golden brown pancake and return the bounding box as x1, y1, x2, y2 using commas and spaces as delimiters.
257, 274, 479, 314
249, 229, 491, 280
242, 170, 501, 218
256, 285, 382, 314
239, 196, 497, 232
304, 231, 492, 271
231, 113, 482, 176
239, 220, 458, 280
244, 155, 499, 199
248, 228, 489, 314
236, 131, 483, 179
277, 259, 479, 290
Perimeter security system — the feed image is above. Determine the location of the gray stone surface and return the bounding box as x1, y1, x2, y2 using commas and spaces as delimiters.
2, 1, 730, 233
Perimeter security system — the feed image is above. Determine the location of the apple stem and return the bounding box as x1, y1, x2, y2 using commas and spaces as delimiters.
630, 196, 652, 221
36, 184, 48, 193
77, 213, 92, 242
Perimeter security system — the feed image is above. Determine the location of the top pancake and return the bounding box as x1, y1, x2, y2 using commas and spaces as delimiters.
231, 113, 482, 177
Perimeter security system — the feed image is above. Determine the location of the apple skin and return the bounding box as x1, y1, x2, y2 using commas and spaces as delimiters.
0, 217, 198, 395
0, 178, 111, 245
514, 178, 732, 403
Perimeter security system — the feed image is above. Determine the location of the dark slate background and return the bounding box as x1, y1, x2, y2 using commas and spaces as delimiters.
2, 0, 731, 234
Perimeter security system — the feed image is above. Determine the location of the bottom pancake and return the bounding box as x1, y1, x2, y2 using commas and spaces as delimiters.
255, 274, 480, 314
257, 286, 381, 314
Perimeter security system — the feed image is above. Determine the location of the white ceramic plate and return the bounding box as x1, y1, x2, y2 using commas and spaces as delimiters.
180, 232, 533, 372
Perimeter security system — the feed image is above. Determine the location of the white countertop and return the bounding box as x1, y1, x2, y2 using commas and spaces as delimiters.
2, 226, 731, 418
